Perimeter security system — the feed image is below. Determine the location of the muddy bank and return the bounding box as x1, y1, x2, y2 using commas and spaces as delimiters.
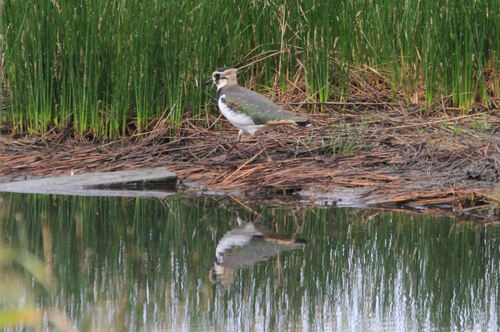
1, 104, 500, 218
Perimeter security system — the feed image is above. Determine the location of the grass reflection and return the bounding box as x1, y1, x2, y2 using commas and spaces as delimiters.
0, 193, 498, 331
0, 195, 73, 331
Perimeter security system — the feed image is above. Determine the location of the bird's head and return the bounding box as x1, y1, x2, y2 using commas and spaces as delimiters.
204, 67, 239, 89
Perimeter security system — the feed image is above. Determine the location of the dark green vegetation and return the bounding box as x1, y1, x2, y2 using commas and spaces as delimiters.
1, 193, 499, 330
1, 0, 499, 138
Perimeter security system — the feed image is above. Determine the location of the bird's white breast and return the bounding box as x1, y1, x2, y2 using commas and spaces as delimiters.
218, 94, 265, 137
215, 223, 262, 264
218, 94, 254, 127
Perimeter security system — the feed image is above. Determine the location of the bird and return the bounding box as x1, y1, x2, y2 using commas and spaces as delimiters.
209, 217, 307, 284
205, 66, 309, 160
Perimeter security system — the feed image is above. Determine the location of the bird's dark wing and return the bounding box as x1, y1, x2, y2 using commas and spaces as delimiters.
222, 85, 308, 125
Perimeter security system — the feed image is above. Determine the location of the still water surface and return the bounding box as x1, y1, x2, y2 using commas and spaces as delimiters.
0, 193, 499, 331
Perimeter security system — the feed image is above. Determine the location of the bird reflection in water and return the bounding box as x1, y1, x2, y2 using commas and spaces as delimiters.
210, 217, 307, 284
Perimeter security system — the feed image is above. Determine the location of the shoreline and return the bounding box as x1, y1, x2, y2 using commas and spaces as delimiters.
1, 106, 499, 220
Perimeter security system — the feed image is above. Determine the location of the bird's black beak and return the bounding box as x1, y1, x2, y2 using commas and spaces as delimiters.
204, 78, 213, 86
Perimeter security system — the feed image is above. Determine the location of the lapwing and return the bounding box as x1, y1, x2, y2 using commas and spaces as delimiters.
210, 217, 306, 284
205, 66, 309, 160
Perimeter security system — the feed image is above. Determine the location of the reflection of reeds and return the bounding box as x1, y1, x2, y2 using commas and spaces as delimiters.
1, 0, 498, 137
0, 223, 72, 330
1, 194, 499, 330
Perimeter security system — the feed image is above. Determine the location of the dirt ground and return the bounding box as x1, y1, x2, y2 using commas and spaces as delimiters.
1, 98, 500, 221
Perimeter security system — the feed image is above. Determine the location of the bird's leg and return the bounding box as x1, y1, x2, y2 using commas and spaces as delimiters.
257, 136, 272, 162
224, 129, 243, 160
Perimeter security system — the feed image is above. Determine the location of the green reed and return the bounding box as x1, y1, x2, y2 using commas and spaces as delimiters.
1, 0, 498, 137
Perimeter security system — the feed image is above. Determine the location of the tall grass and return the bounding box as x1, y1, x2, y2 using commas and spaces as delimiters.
1, 0, 498, 138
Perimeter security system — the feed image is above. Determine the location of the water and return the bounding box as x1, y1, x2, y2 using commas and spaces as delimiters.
0, 193, 499, 331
